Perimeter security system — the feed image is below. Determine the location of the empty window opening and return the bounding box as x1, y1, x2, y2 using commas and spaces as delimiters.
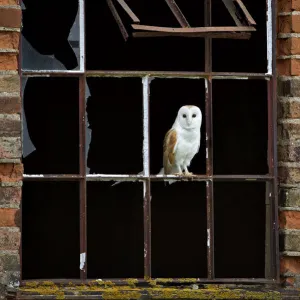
22, 182, 80, 279
22, 77, 79, 175
21, 0, 80, 70
85, 0, 205, 71
214, 182, 266, 278
86, 78, 143, 175
213, 80, 268, 175
87, 182, 144, 278
212, 0, 267, 72
152, 182, 207, 278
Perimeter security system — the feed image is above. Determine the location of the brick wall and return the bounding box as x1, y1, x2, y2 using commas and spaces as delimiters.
278, 0, 300, 288
0, 0, 22, 298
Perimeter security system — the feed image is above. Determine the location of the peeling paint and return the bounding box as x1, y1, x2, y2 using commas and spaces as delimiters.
207, 229, 210, 247
266, 0, 272, 74
80, 252, 86, 271
142, 76, 151, 177
79, 0, 85, 71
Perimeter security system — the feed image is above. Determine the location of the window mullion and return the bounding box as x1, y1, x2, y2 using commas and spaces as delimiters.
79, 75, 87, 279
142, 76, 151, 278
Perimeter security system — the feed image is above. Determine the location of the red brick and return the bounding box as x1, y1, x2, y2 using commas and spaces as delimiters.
278, 15, 300, 34
0, 97, 21, 114
277, 59, 291, 76
278, 0, 292, 12
278, 38, 300, 55
0, 163, 23, 183
0, 228, 20, 250
278, 38, 291, 56
291, 59, 300, 75
0, 0, 19, 4
276, 58, 300, 76
280, 210, 300, 229
0, 208, 19, 227
278, 16, 292, 33
292, 15, 300, 32
281, 256, 300, 274
0, 32, 19, 50
292, 0, 300, 10
0, 7, 21, 28
0, 54, 18, 70
278, 0, 300, 11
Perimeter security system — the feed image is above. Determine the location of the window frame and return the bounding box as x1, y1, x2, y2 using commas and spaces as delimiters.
20, 0, 279, 285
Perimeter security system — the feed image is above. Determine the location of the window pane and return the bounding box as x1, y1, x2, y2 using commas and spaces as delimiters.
87, 182, 143, 278
213, 80, 268, 175
86, 78, 143, 175
21, 0, 81, 71
85, 0, 205, 71
151, 182, 207, 278
214, 182, 266, 278
22, 181, 80, 279
150, 79, 206, 176
22, 77, 80, 174
212, 0, 267, 73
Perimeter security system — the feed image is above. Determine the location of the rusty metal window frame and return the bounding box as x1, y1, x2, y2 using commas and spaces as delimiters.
20, 0, 280, 285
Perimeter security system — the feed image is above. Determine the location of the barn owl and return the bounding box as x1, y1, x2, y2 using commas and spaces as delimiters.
161, 105, 202, 177
112, 105, 202, 186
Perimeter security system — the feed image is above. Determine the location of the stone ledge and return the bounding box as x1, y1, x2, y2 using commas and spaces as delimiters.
15, 282, 283, 300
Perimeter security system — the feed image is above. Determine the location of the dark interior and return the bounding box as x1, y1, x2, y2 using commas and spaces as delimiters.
213, 80, 268, 175
214, 182, 266, 278
151, 182, 207, 278
21, 0, 268, 280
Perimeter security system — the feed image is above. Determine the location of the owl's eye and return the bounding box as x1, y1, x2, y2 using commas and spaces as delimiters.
192, 114, 196, 118
182, 114, 187, 118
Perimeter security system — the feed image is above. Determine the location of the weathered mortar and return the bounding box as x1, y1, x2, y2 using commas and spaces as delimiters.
0, 0, 22, 298
277, 0, 300, 288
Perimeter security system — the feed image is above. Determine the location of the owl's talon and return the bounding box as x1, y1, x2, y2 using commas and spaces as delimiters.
174, 172, 183, 176
185, 172, 193, 176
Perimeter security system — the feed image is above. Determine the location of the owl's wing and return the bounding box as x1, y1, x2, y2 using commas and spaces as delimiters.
163, 129, 178, 174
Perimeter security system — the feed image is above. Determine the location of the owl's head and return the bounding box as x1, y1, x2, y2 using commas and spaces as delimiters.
176, 105, 202, 130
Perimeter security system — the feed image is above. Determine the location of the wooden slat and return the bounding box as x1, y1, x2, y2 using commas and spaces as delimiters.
132, 24, 256, 33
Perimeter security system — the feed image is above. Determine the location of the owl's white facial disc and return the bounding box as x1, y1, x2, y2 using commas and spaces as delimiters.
177, 105, 202, 130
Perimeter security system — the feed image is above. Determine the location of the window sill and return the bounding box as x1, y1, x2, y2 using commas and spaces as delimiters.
7, 281, 297, 300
